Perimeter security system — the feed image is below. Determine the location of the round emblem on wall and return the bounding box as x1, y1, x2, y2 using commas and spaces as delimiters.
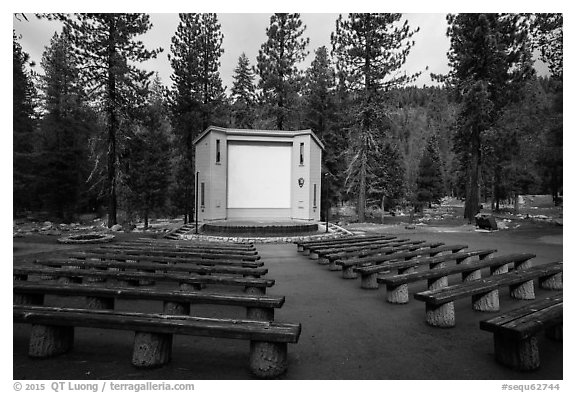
298, 177, 305, 188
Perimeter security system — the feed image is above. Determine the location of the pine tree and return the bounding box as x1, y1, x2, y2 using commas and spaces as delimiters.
122, 77, 172, 229
231, 53, 256, 128
415, 135, 445, 207
169, 13, 225, 223
256, 13, 309, 130
444, 13, 533, 221
36, 31, 96, 220
64, 13, 162, 227
13, 30, 38, 214
331, 13, 420, 222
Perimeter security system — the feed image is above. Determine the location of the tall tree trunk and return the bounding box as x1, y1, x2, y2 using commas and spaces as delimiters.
358, 153, 366, 222
106, 19, 117, 228
464, 128, 481, 223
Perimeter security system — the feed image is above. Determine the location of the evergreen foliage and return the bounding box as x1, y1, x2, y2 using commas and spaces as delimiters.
64, 13, 162, 227
331, 13, 421, 221
168, 13, 225, 222
256, 13, 309, 130
231, 53, 257, 128
13, 31, 38, 214
415, 134, 444, 207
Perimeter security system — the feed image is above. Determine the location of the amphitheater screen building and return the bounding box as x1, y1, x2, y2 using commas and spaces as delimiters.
193, 126, 324, 221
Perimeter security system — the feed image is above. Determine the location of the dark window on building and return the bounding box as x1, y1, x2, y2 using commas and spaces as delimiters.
201, 182, 205, 207
313, 184, 317, 208
300, 142, 304, 165
216, 139, 221, 163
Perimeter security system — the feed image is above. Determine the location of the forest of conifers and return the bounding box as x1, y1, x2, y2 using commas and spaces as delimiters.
13, 13, 562, 227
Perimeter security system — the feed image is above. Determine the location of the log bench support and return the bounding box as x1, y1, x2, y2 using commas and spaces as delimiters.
540, 272, 562, 290
29, 325, 74, 358
132, 332, 173, 368
425, 302, 455, 328
493, 333, 539, 371
249, 341, 288, 378
472, 290, 500, 312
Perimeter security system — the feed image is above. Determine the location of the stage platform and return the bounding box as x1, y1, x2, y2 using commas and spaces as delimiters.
201, 219, 320, 237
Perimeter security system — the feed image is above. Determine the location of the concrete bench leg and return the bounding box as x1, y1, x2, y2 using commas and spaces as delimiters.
247, 307, 274, 321
249, 341, 288, 378
386, 284, 409, 304
361, 273, 378, 289
318, 257, 329, 265
540, 272, 563, 290
342, 266, 358, 279
29, 324, 74, 358
86, 296, 114, 310
132, 331, 172, 368
510, 280, 535, 300
472, 290, 500, 312
425, 302, 455, 327
163, 301, 190, 316
328, 260, 341, 271
14, 294, 44, 306
309, 252, 319, 260
493, 333, 539, 371
545, 324, 563, 341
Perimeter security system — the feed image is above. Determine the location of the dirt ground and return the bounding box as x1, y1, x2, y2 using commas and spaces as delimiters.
11, 223, 564, 383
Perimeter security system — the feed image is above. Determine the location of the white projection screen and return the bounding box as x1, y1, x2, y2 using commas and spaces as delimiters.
227, 143, 291, 209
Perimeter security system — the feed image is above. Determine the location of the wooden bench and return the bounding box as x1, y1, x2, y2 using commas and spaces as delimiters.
87, 247, 261, 261
321, 239, 424, 261
307, 237, 408, 260
413, 262, 563, 328
355, 249, 497, 290
322, 240, 431, 270
14, 305, 301, 377
14, 281, 283, 321
14, 266, 275, 294
296, 234, 395, 254
35, 258, 268, 279
378, 253, 532, 303
336, 243, 462, 279
101, 243, 260, 256
64, 252, 264, 268
479, 293, 562, 371
122, 239, 257, 251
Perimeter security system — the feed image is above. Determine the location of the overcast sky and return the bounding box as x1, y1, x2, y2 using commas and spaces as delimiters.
13, 12, 553, 93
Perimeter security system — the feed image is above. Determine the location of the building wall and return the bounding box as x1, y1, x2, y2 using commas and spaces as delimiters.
195, 130, 227, 222
291, 135, 311, 220
309, 140, 322, 221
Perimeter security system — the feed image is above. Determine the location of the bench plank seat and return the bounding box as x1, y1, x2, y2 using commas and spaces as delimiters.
85, 247, 261, 261
14, 281, 283, 321
413, 262, 563, 328
14, 266, 275, 293
14, 305, 301, 377
101, 244, 259, 257
64, 252, 264, 268
35, 258, 268, 278
378, 253, 533, 303
122, 239, 256, 251
479, 293, 563, 370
